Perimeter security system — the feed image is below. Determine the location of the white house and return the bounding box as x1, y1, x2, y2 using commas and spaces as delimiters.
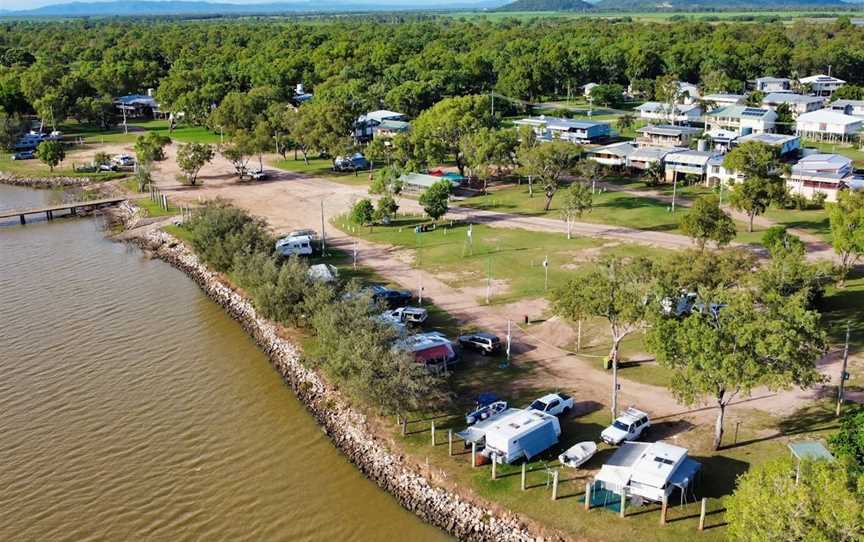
707, 155, 743, 187
635, 102, 702, 124
354, 110, 408, 141
588, 142, 637, 167
636, 124, 702, 148
663, 150, 718, 182
795, 108, 864, 141
787, 154, 857, 202
513, 116, 610, 143
830, 100, 864, 118
762, 93, 825, 116
628, 146, 679, 171
705, 105, 777, 135
754, 77, 792, 93
677, 82, 701, 105
594, 441, 701, 504
800, 74, 846, 97
702, 93, 745, 107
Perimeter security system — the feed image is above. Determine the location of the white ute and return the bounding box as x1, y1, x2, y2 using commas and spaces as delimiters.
600, 407, 651, 445
382, 306, 428, 325
528, 393, 574, 417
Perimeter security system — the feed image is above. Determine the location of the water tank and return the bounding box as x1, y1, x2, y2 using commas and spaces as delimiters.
697, 139, 707, 152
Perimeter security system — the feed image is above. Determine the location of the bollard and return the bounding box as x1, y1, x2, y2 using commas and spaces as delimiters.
521, 462, 527, 491
401, 417, 407, 436
491, 457, 497, 480
551, 470, 559, 501
698, 498, 707, 531
431, 421, 436, 446
584, 482, 592, 511
619, 490, 626, 518
660, 495, 668, 525
471, 442, 477, 468
448, 430, 453, 456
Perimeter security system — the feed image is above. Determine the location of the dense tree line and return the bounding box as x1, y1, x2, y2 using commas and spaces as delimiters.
2, 16, 864, 126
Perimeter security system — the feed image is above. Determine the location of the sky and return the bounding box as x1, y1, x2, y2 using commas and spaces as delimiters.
1, 0, 462, 10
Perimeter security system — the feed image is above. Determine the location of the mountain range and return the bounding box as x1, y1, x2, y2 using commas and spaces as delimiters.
0, 0, 506, 17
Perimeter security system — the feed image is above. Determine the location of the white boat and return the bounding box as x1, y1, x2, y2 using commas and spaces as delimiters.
558, 441, 597, 468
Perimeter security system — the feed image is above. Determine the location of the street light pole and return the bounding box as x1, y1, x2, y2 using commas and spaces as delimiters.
837, 322, 851, 417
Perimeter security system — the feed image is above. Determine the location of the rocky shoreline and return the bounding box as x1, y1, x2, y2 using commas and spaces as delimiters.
125, 228, 550, 542
0, 172, 93, 189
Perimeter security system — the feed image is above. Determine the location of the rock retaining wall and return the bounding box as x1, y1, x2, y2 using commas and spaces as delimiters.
0, 172, 93, 189
126, 228, 550, 542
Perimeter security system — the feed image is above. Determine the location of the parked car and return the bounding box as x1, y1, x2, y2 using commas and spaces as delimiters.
333, 153, 370, 172
457, 332, 501, 356
368, 285, 412, 309
600, 407, 651, 445
11, 151, 34, 160
382, 306, 428, 325
528, 392, 573, 417
249, 169, 268, 180
275, 234, 314, 257
113, 154, 135, 167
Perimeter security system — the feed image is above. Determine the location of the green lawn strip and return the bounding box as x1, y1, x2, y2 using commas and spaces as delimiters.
0, 153, 126, 181
761, 207, 831, 243
59, 120, 223, 145
821, 269, 864, 352
268, 156, 373, 186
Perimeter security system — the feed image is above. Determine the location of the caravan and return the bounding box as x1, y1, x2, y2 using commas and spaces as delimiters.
275, 235, 314, 257
459, 408, 561, 464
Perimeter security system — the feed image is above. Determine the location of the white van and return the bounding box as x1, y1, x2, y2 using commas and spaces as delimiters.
275, 235, 313, 257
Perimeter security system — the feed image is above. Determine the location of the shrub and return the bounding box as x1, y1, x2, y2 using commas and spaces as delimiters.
184, 201, 273, 272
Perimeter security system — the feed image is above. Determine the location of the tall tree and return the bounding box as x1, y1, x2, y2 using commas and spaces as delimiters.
418, 179, 452, 221
648, 288, 824, 450
723, 141, 785, 232
559, 181, 593, 239
409, 95, 497, 176
220, 129, 254, 180
176, 142, 214, 186
35, 140, 64, 172
553, 256, 655, 418
679, 194, 737, 250
828, 190, 864, 287
459, 127, 517, 194
517, 140, 581, 211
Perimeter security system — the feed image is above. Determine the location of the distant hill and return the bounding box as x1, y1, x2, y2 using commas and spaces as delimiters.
593, 0, 851, 9
496, 0, 593, 10
0, 0, 507, 17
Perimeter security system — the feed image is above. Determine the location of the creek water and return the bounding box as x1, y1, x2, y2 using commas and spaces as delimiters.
0, 185, 449, 541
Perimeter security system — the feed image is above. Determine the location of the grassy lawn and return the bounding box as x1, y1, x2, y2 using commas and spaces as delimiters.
821, 269, 864, 351
0, 153, 126, 181
334, 215, 667, 304
762, 206, 831, 243
59, 119, 222, 145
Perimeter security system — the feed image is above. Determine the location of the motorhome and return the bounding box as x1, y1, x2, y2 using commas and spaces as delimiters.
274, 235, 314, 257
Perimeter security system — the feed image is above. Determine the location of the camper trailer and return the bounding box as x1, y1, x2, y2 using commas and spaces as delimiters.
594, 441, 701, 503
470, 408, 562, 464
274, 235, 314, 257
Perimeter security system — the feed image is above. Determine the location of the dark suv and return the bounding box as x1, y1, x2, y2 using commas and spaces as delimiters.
457, 332, 501, 356
368, 285, 412, 309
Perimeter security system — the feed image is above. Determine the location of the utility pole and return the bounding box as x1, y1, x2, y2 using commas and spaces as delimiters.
611, 357, 619, 420
320, 200, 326, 256
485, 256, 492, 304
543, 255, 549, 291
836, 322, 851, 417
671, 174, 678, 213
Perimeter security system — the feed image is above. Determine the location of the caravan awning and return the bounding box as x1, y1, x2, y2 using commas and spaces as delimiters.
456, 427, 486, 444
668, 458, 701, 489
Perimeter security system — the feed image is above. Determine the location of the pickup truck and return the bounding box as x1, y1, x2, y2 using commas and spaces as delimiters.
382, 306, 428, 325
528, 393, 573, 417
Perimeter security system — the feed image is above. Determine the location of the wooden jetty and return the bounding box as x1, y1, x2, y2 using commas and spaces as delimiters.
0, 197, 127, 225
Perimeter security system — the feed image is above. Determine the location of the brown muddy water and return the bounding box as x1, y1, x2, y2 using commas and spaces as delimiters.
0, 185, 450, 541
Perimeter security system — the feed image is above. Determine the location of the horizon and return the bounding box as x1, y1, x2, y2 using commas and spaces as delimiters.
2, 0, 498, 11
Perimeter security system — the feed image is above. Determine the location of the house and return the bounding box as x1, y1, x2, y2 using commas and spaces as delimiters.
373, 119, 410, 139
762, 93, 825, 116
512, 116, 610, 144
594, 441, 701, 504
829, 100, 864, 118
735, 133, 801, 157
800, 74, 846, 97
400, 172, 461, 192
663, 150, 717, 182
635, 102, 702, 124
705, 128, 740, 152
628, 146, 678, 171
787, 153, 857, 202
702, 93, 745, 107
705, 105, 777, 135
583, 83, 599, 97
116, 94, 160, 119
754, 76, 792, 93
636, 124, 702, 148
677, 82, 701, 105
707, 155, 743, 187
795, 108, 864, 141
588, 142, 637, 167
355, 110, 409, 142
